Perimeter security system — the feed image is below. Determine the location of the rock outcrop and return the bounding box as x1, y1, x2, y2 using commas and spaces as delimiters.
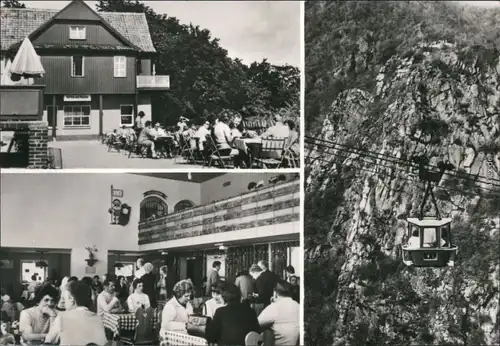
305, 1, 500, 345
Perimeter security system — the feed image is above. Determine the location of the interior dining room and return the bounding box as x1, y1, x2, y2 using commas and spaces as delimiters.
0, 172, 300, 298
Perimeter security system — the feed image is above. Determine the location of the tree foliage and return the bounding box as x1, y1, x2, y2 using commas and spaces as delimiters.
96, 0, 299, 125
1, 0, 25, 8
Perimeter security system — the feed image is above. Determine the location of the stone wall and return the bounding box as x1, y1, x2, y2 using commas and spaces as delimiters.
0, 121, 49, 168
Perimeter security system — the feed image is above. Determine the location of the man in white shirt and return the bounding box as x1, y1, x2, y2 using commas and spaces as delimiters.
195, 121, 211, 150
258, 280, 299, 346
126, 279, 151, 313
261, 114, 290, 138
213, 114, 232, 150
96, 280, 121, 316
135, 258, 145, 279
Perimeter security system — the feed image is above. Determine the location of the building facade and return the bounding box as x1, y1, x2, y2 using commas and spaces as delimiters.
0, 0, 169, 140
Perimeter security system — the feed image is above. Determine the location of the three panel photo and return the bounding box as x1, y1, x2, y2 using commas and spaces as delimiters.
1, 0, 499, 346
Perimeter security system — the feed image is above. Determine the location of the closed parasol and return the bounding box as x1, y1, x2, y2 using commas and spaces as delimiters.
9, 37, 45, 80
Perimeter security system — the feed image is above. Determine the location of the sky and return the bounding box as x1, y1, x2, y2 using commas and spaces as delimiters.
21, 1, 301, 67
459, 1, 500, 7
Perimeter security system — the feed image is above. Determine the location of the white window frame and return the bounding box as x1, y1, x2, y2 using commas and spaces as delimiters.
63, 105, 91, 128
69, 25, 86, 40
114, 262, 135, 277
21, 260, 48, 283
114, 56, 127, 78
71, 56, 84, 77
120, 104, 134, 127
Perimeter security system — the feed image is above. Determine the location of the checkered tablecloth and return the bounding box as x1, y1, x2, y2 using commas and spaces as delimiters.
160, 331, 208, 346
101, 312, 158, 333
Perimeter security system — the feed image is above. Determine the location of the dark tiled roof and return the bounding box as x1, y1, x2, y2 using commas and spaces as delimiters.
0, 7, 156, 53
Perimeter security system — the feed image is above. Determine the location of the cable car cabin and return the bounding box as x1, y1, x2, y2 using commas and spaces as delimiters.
402, 217, 458, 267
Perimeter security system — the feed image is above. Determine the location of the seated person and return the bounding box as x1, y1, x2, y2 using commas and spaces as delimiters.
127, 279, 151, 313
96, 280, 121, 316
44, 281, 107, 345
261, 113, 290, 138
137, 121, 158, 158
156, 124, 167, 137
19, 284, 59, 344
160, 280, 194, 335
202, 281, 225, 318
195, 120, 211, 151
213, 114, 233, 151
258, 280, 299, 346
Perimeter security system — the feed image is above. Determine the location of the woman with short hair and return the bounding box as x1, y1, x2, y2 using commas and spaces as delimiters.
45, 280, 107, 345
19, 284, 59, 344
160, 279, 194, 334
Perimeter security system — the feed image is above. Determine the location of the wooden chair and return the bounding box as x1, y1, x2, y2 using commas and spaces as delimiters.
252, 138, 286, 168
119, 306, 156, 345
126, 135, 147, 159
245, 330, 275, 346
206, 135, 233, 168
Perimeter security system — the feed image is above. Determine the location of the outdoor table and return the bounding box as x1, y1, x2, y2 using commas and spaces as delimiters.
101, 311, 158, 334
160, 331, 209, 346
233, 137, 262, 167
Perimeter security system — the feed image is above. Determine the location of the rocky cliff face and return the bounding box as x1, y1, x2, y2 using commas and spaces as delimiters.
305, 2, 500, 345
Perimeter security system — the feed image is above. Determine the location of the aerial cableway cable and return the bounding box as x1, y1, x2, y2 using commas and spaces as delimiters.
305, 136, 500, 188
309, 155, 500, 198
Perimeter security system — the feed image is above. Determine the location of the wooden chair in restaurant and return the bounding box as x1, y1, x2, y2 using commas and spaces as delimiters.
126, 135, 147, 159
119, 306, 156, 345
252, 138, 286, 168
244, 330, 275, 346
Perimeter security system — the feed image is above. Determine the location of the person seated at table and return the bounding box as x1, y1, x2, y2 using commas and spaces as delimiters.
44, 280, 107, 345
288, 276, 300, 303
57, 276, 77, 311
156, 123, 167, 137
118, 125, 131, 138
116, 276, 129, 306
92, 276, 103, 295
202, 281, 225, 318
213, 113, 233, 151
261, 113, 290, 138
205, 283, 260, 346
19, 283, 59, 344
137, 121, 158, 159
195, 120, 211, 149
126, 278, 150, 313
96, 280, 121, 316
160, 279, 194, 335
80, 277, 97, 312
258, 280, 299, 346
229, 121, 242, 139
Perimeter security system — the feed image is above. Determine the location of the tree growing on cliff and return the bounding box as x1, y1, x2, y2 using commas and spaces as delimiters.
1, 0, 25, 8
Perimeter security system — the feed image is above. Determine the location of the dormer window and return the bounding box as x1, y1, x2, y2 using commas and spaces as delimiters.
69, 26, 86, 40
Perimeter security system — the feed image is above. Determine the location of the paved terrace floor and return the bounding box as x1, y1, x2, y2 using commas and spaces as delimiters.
49, 140, 203, 169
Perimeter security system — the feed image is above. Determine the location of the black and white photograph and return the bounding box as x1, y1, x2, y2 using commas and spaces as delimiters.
0, 0, 300, 169
0, 172, 300, 345
304, 1, 499, 345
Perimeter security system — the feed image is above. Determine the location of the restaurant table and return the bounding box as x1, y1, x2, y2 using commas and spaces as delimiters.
160, 331, 209, 346
101, 312, 158, 334
155, 136, 175, 158
233, 137, 262, 168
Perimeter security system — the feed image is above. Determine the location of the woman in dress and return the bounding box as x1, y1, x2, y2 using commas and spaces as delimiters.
126, 278, 150, 313
19, 284, 59, 344
160, 279, 194, 335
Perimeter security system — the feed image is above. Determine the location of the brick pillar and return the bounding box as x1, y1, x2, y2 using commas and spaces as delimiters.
27, 121, 49, 168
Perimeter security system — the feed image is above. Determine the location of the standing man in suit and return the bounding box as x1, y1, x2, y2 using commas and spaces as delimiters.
256, 260, 278, 308
206, 261, 221, 297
